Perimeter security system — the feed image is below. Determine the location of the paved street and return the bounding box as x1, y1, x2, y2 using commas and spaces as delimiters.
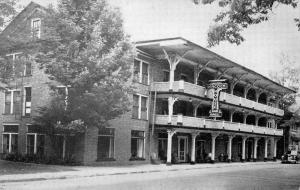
1, 163, 300, 190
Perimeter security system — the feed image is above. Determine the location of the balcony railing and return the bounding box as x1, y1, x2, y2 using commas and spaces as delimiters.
154, 115, 283, 136
218, 92, 284, 116
151, 81, 284, 116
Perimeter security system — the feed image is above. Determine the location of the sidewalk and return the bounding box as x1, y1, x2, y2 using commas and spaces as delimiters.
0, 161, 280, 183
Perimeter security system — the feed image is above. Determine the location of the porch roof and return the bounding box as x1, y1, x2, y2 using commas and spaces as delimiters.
136, 37, 296, 95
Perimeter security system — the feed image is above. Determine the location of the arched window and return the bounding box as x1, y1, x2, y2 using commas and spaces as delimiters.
246, 115, 256, 125
258, 117, 267, 127
246, 88, 256, 101
233, 83, 245, 97
258, 93, 267, 104
232, 112, 244, 123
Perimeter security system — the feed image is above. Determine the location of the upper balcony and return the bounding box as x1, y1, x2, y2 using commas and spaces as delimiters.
153, 114, 283, 136
151, 81, 284, 116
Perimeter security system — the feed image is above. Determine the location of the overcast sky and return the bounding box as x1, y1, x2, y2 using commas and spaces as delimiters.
20, 0, 300, 77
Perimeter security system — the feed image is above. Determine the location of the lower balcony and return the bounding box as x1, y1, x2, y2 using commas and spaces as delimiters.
154, 115, 283, 136
151, 81, 284, 116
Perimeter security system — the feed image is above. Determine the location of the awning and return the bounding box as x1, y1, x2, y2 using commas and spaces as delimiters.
136, 37, 296, 96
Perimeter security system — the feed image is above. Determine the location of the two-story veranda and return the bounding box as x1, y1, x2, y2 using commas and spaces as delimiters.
136, 37, 295, 165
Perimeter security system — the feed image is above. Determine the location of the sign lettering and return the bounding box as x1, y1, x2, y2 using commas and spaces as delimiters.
207, 80, 228, 118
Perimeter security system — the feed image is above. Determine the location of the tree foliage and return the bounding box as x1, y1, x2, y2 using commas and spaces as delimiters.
0, 0, 18, 32
269, 53, 300, 91
33, 0, 135, 135
195, 0, 299, 46
269, 53, 300, 126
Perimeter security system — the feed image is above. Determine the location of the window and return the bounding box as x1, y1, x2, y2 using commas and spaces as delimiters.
56, 86, 69, 108
26, 134, 45, 155
24, 87, 31, 116
133, 59, 149, 85
4, 91, 11, 114
291, 124, 297, 131
132, 95, 139, 119
24, 61, 32, 76
163, 70, 170, 82
2, 125, 18, 154
267, 121, 272, 128
142, 62, 149, 84
4, 90, 21, 114
132, 94, 148, 120
31, 18, 41, 39
26, 125, 45, 156
13, 91, 21, 114
141, 96, 147, 120
6, 53, 32, 77
6, 53, 22, 76
131, 130, 145, 159
97, 128, 115, 160
26, 134, 35, 155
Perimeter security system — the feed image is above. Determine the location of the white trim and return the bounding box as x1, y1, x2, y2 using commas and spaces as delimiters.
31, 18, 41, 39
2, 133, 18, 154
23, 87, 32, 116
134, 58, 150, 85
5, 89, 21, 114
177, 136, 188, 162
2, 123, 20, 126
134, 93, 149, 120
6, 52, 23, 73
6, 52, 22, 57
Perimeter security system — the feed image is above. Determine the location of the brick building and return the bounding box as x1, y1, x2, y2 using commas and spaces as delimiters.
0, 2, 296, 165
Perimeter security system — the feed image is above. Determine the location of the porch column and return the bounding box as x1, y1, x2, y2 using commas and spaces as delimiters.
168, 97, 178, 124
194, 66, 199, 84
253, 137, 260, 161
241, 136, 248, 162
230, 82, 235, 94
229, 111, 234, 122
167, 129, 177, 165
256, 91, 262, 102
192, 101, 201, 117
243, 113, 248, 124
227, 135, 235, 162
163, 49, 180, 91
244, 86, 251, 98
191, 131, 199, 164
264, 137, 269, 161
211, 133, 219, 163
255, 116, 259, 126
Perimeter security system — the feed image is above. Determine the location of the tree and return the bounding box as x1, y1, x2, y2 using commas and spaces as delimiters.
193, 0, 299, 47
269, 53, 300, 109
0, 0, 18, 32
269, 53, 300, 139
30, 0, 135, 159
269, 53, 300, 91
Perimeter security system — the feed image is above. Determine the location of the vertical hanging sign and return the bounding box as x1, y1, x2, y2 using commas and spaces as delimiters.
207, 79, 228, 118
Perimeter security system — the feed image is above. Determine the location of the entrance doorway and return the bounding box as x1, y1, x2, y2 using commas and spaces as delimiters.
178, 136, 188, 162
247, 140, 253, 161
196, 140, 206, 162
158, 138, 167, 161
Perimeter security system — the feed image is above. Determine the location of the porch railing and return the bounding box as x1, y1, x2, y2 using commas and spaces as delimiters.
154, 114, 283, 136
151, 81, 284, 116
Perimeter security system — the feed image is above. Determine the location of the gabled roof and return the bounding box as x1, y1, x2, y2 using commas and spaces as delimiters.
136, 37, 296, 95
0, 1, 45, 37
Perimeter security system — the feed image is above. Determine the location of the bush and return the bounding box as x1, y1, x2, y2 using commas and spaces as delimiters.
1, 153, 81, 165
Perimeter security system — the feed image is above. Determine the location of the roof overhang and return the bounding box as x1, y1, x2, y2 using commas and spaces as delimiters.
136, 37, 296, 95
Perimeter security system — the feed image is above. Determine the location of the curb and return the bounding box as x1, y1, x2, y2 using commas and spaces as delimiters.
0, 161, 280, 183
